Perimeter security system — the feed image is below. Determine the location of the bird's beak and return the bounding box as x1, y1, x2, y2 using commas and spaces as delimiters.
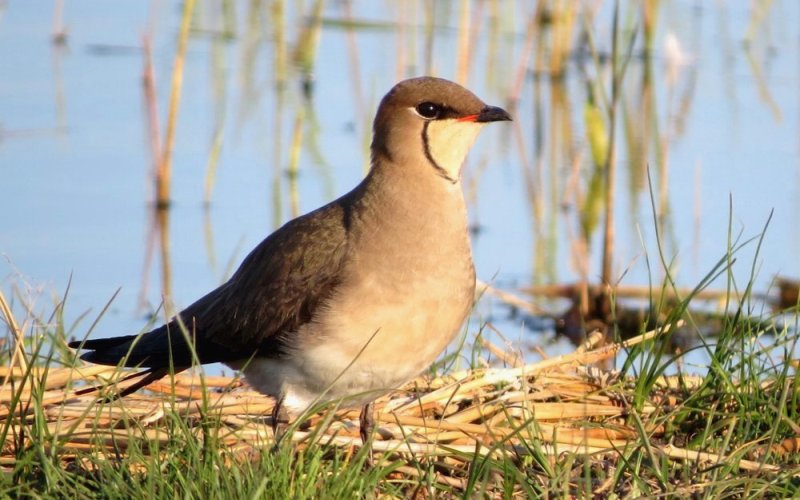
475, 105, 512, 123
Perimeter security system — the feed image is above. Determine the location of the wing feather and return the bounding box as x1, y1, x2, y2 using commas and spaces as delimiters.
70, 196, 353, 368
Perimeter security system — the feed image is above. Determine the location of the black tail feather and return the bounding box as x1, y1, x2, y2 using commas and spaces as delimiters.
72, 367, 173, 400
116, 367, 171, 398
67, 335, 139, 351
69, 321, 239, 369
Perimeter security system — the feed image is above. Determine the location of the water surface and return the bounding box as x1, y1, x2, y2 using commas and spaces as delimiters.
1, 1, 798, 370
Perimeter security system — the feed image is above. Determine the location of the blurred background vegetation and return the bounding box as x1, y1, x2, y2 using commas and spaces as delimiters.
1, 0, 798, 360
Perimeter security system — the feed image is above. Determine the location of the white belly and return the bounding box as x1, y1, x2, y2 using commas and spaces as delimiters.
237, 349, 429, 415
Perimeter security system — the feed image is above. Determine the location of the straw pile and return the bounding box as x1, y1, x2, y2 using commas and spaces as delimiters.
0, 323, 784, 487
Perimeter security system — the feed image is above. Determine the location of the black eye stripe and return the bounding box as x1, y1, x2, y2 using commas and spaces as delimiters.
415, 102, 461, 120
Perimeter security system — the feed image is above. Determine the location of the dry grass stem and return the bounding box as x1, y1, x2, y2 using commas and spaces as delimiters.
2, 320, 789, 485
0, 289, 27, 373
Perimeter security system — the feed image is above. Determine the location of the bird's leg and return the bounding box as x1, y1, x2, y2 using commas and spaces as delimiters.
359, 401, 375, 443
359, 401, 375, 465
271, 396, 290, 445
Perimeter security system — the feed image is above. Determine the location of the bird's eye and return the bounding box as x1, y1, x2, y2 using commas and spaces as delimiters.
416, 102, 442, 119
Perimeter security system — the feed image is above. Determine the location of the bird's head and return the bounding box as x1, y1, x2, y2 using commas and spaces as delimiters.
371, 77, 512, 183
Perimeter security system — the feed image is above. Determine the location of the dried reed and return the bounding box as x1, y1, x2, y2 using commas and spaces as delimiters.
1, 321, 788, 486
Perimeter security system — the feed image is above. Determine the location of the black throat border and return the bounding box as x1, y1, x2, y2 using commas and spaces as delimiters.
421, 121, 458, 184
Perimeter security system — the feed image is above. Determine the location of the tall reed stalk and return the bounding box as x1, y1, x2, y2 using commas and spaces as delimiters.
157, 0, 196, 208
